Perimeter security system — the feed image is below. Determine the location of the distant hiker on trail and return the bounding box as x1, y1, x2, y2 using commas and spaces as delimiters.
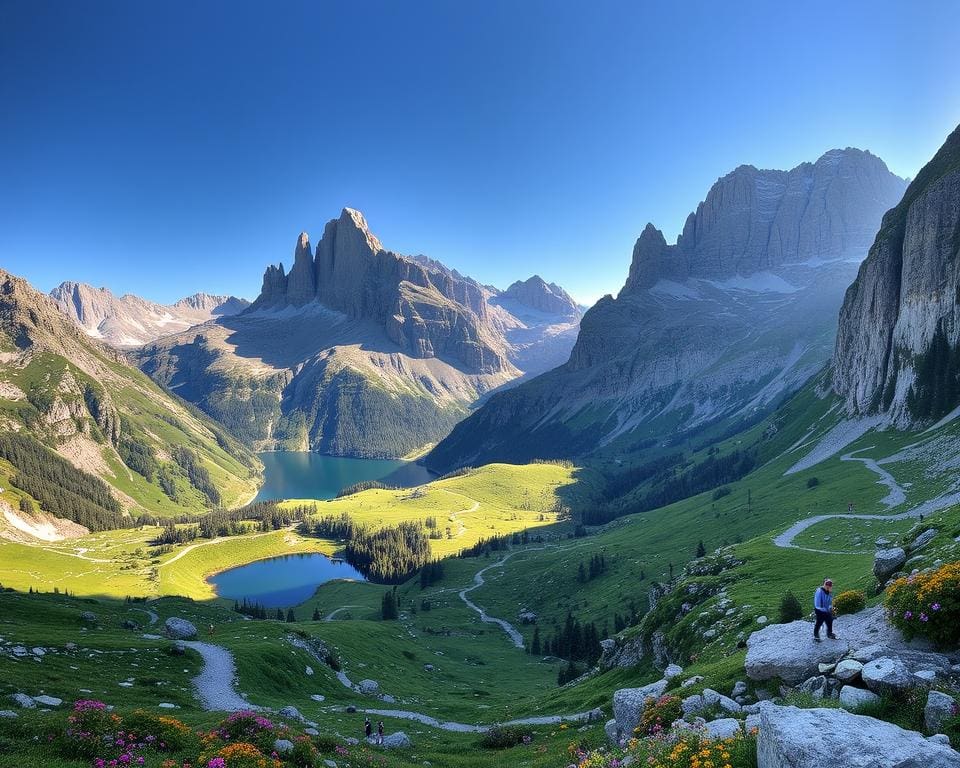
377, 720, 384, 745
364, 717, 372, 739
813, 578, 836, 642
847, 502, 854, 513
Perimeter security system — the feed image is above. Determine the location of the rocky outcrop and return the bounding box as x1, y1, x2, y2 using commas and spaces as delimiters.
834, 123, 960, 424
874, 547, 907, 581
51, 282, 248, 348
427, 149, 906, 472
164, 617, 198, 640
757, 703, 960, 767
611, 679, 669, 740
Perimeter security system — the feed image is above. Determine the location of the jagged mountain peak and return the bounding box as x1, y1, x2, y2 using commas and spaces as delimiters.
501, 275, 581, 318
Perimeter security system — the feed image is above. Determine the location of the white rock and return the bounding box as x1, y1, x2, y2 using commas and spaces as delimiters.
757, 702, 960, 767
273, 739, 294, 755
9, 694, 34, 709
382, 731, 411, 749
862, 657, 918, 694
704, 718, 741, 739
305, 666, 314, 676
925, 690, 957, 733
663, 663, 683, 680
681, 675, 704, 688
33, 695, 61, 707
756, 615, 768, 625
604, 718, 619, 746
839, 685, 880, 710
910, 528, 938, 552
163, 617, 198, 640
873, 548, 907, 581
358, 679, 380, 695
612, 680, 669, 738
833, 659, 863, 682
745, 619, 850, 684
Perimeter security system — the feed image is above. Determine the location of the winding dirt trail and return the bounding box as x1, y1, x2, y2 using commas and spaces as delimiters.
458, 550, 527, 648
182, 641, 259, 712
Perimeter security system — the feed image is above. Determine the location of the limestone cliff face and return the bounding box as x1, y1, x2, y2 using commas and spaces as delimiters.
833, 124, 960, 423
427, 149, 907, 472
249, 208, 508, 375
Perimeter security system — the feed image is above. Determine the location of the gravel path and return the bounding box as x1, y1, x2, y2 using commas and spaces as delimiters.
841, 448, 906, 508
182, 641, 259, 712
324, 605, 366, 621
131, 607, 158, 626
351, 707, 601, 733
458, 551, 526, 648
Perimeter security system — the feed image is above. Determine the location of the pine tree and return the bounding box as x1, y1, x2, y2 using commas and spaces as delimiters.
531, 626, 541, 655
275, 608, 284, 621
286, 608, 296, 623
381, 590, 398, 620
577, 562, 586, 583
696, 540, 706, 558
312, 607, 321, 621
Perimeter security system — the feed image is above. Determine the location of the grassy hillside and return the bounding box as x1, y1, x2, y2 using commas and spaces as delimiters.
0, 270, 261, 530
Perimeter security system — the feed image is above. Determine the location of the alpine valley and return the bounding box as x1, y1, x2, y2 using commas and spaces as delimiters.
6, 118, 960, 768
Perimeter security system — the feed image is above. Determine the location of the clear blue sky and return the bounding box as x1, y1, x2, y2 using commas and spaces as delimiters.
2, 1, 959, 305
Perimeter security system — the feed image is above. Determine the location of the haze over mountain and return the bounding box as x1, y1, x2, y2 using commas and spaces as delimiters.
427, 148, 908, 472
0, 270, 259, 540
136, 208, 582, 458
834, 124, 960, 425
50, 282, 249, 348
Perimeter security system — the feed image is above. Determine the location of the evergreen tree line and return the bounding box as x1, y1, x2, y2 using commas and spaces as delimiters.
583, 447, 758, 525
150, 501, 310, 545
381, 587, 399, 619
458, 533, 512, 558
232, 599, 297, 622
335, 480, 398, 498
577, 552, 607, 583
0, 433, 126, 532
528, 611, 603, 668
419, 560, 446, 589
172, 445, 221, 505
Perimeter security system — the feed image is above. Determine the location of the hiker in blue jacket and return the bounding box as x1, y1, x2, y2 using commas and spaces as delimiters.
813, 578, 837, 642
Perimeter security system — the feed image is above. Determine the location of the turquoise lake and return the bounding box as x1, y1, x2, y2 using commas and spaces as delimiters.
209, 553, 366, 608
254, 451, 435, 502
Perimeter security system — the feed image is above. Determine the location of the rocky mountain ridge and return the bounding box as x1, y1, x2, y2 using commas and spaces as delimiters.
50, 282, 249, 348
136, 209, 582, 458
833, 123, 960, 424
426, 148, 907, 472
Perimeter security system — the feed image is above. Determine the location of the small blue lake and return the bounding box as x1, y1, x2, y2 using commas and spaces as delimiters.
254, 451, 435, 502
209, 553, 366, 608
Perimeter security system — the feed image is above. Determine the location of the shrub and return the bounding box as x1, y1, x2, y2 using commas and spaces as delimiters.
288, 735, 319, 768
779, 590, 804, 623
886, 561, 960, 647
832, 589, 866, 616
200, 742, 280, 768
216, 711, 280, 753
123, 709, 196, 752
806, 477, 819, 488
59, 700, 121, 759
712, 486, 731, 501
568, 730, 758, 767
311, 734, 342, 754
477, 725, 531, 749
636, 695, 683, 737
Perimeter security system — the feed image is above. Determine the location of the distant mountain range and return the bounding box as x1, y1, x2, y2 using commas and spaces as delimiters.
426, 148, 908, 472
134, 208, 582, 458
50, 282, 249, 348
0, 269, 259, 539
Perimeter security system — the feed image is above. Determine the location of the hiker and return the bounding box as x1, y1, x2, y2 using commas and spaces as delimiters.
364, 717, 372, 739
376, 720, 384, 745
813, 578, 836, 642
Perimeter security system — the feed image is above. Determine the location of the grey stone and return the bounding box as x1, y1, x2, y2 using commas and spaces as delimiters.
862, 657, 918, 694
0, 710, 18, 719
925, 690, 957, 733
80, 611, 97, 623
745, 713, 761, 732
612, 680, 669, 738
731, 681, 748, 698
873, 548, 907, 581
9, 694, 34, 709
839, 685, 881, 710
273, 739, 294, 755
745, 619, 850, 684
910, 529, 938, 552
703, 718, 741, 739
358, 679, 380, 695
163, 617, 198, 640
33, 695, 61, 707
756, 702, 960, 767
681, 675, 704, 688
663, 663, 683, 680
833, 659, 863, 682
279, 705, 305, 722
605, 718, 619, 745
382, 731, 411, 749
929, 734, 952, 746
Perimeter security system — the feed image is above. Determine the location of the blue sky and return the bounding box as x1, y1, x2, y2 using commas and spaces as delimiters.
2, 1, 959, 306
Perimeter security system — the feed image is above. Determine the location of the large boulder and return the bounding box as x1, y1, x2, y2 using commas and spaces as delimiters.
861, 657, 919, 694
612, 679, 669, 739
8, 694, 34, 709
704, 718, 741, 739
909, 529, 938, 552
757, 703, 960, 767
874, 548, 907, 581
745, 620, 850, 684
382, 732, 411, 749
358, 679, 380, 695
833, 659, 864, 683
926, 690, 958, 733
164, 617, 198, 640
